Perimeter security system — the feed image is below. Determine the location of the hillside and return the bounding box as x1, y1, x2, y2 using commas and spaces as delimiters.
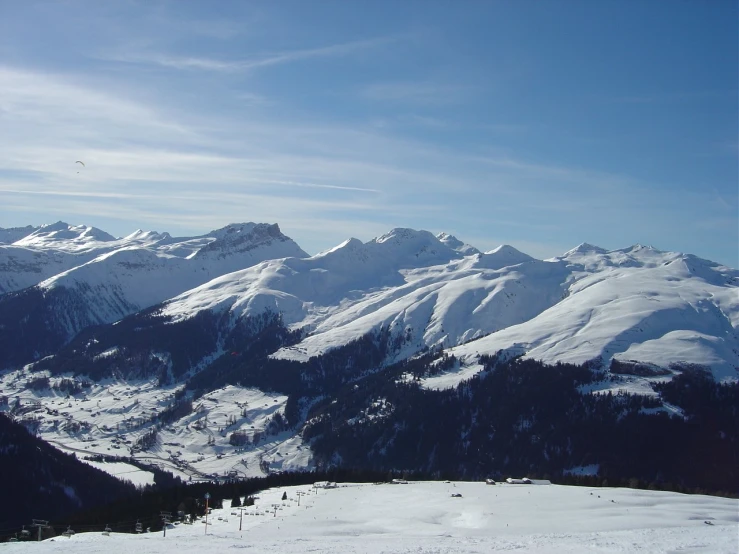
0, 413, 136, 530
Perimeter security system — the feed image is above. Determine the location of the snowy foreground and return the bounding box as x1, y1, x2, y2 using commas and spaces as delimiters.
6, 481, 738, 553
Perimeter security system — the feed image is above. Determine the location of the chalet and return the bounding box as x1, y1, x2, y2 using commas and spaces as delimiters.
313, 481, 338, 489
505, 477, 532, 484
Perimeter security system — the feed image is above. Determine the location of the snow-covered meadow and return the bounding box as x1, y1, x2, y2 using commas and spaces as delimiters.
4, 481, 737, 553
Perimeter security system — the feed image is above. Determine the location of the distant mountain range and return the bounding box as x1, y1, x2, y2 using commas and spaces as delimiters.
1, 221, 736, 492
0, 222, 307, 366
1, 222, 736, 378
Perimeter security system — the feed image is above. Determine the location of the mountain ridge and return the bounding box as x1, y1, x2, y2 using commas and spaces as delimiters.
1, 221, 735, 381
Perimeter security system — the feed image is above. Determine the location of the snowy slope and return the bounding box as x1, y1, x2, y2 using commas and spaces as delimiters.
439, 245, 739, 385
3, 481, 737, 553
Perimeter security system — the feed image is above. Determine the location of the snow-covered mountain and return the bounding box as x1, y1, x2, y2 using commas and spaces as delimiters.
37, 222, 308, 333
1, 222, 735, 380
0, 221, 307, 296
444, 244, 739, 384
156, 230, 737, 381
0, 222, 308, 367
0, 222, 160, 294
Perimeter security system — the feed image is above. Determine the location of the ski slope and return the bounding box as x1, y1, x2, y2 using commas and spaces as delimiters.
4, 481, 737, 553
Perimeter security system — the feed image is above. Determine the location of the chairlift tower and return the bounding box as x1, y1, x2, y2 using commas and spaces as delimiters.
204, 493, 211, 535
238, 507, 246, 531
30, 520, 49, 542
160, 511, 172, 537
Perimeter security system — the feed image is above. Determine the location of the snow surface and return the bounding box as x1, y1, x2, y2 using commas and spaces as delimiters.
4, 481, 737, 553
82, 460, 155, 487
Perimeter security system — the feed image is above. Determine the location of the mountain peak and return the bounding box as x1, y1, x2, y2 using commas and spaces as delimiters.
20, 222, 116, 244
41, 220, 71, 231
563, 243, 608, 257
487, 244, 527, 256
197, 222, 308, 258
374, 228, 430, 245
436, 232, 481, 256
366, 228, 462, 269
315, 237, 365, 258
478, 244, 534, 268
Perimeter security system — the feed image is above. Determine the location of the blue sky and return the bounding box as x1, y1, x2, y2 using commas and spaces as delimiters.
0, 0, 736, 266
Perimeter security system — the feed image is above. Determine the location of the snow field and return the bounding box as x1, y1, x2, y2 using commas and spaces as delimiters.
81, 461, 155, 487
3, 481, 737, 553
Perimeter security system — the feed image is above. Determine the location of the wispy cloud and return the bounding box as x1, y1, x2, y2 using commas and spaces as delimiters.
0, 66, 196, 149
1, 54, 734, 265
258, 179, 379, 194
103, 36, 397, 73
